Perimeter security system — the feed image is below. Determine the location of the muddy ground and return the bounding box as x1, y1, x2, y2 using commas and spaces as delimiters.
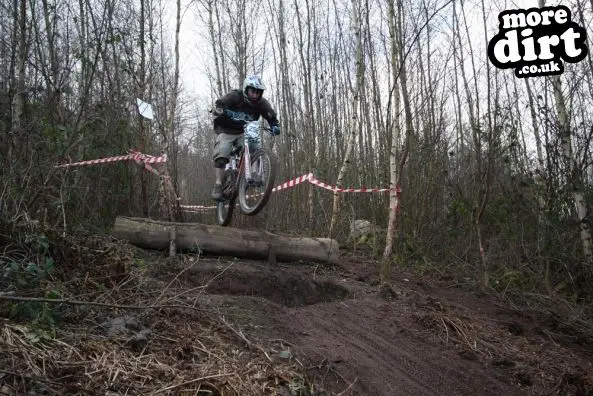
2, 237, 593, 396
153, 249, 593, 396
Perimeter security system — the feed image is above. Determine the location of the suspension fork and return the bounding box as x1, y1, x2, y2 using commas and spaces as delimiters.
235, 151, 245, 190
244, 140, 252, 181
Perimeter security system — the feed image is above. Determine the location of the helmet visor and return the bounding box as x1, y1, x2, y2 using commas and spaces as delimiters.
246, 87, 263, 101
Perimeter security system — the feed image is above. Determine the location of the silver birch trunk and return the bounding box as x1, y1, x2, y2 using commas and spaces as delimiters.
540, 0, 593, 264
329, 0, 362, 237
551, 77, 593, 264
382, 0, 402, 274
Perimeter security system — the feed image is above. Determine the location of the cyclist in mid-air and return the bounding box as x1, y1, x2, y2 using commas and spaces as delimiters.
210, 75, 281, 200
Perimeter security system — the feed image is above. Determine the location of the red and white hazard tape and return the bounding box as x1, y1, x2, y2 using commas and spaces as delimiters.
179, 174, 313, 211
55, 150, 399, 211
54, 149, 181, 202
53, 148, 399, 212
55, 150, 167, 168
181, 204, 218, 210
263, 173, 401, 194
308, 175, 401, 193
180, 173, 401, 212
271, 173, 313, 192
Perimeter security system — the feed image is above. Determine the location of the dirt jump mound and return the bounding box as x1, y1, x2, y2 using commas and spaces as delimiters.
180, 260, 351, 307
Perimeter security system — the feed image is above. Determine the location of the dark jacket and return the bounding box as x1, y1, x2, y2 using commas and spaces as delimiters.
213, 89, 280, 135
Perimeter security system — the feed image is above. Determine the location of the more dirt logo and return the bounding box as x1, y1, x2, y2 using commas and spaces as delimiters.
487, 5, 588, 78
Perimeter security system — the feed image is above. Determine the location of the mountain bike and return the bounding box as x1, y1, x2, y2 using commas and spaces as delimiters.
215, 119, 278, 226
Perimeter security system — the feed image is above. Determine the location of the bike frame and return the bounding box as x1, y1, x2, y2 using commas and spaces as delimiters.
225, 124, 257, 198
215, 119, 276, 225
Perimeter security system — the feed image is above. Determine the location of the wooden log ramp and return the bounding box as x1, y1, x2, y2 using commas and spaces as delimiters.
111, 216, 339, 264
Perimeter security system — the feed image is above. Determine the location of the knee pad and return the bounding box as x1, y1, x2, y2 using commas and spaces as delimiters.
214, 158, 228, 169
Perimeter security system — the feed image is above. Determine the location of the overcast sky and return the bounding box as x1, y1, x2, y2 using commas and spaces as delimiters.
161, 0, 570, 145
171, 0, 563, 100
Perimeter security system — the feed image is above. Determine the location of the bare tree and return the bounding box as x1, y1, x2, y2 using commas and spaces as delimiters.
10, 0, 27, 168
382, 0, 402, 275
329, 0, 363, 238
540, 0, 593, 268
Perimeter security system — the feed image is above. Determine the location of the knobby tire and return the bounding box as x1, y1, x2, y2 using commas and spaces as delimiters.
238, 148, 277, 216
215, 169, 237, 226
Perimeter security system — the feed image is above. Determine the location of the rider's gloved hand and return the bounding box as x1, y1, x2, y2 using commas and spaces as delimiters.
211, 107, 224, 116
271, 125, 281, 135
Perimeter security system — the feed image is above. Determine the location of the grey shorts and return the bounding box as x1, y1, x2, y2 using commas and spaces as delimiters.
212, 133, 260, 161
213, 133, 243, 161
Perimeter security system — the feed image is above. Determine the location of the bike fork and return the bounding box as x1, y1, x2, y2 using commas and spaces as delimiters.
244, 142, 252, 181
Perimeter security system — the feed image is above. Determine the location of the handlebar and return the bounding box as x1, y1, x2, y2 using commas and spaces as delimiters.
210, 107, 279, 136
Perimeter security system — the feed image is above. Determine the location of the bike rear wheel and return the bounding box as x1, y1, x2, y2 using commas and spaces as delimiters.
215, 169, 238, 226
238, 148, 277, 216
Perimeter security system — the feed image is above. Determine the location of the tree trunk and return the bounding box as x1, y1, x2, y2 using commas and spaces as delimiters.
294, 0, 317, 234
551, 76, 593, 264
207, 0, 223, 97
214, 5, 229, 92
138, 0, 149, 217
540, 0, 593, 266
525, 78, 545, 171
524, 77, 549, 290
382, 0, 402, 276
161, 0, 183, 223
329, 0, 362, 237
112, 217, 339, 264
11, 0, 26, 158
41, 0, 62, 123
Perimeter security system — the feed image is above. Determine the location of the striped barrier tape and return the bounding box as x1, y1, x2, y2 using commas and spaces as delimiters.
182, 205, 218, 210
55, 149, 181, 203
180, 173, 401, 211
271, 173, 313, 192
180, 173, 315, 210
55, 150, 167, 168
309, 175, 401, 193
53, 151, 398, 212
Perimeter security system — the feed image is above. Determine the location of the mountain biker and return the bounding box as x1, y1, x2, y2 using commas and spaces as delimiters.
210, 75, 281, 200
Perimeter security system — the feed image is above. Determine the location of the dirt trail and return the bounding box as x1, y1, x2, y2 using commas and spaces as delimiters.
282, 298, 514, 395
5, 232, 592, 395
176, 253, 593, 396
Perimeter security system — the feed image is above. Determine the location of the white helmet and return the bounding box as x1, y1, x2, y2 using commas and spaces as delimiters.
243, 75, 265, 104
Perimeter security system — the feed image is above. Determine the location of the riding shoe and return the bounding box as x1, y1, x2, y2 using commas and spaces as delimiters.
211, 183, 222, 200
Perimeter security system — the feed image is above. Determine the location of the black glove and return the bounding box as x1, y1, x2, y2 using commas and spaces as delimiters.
211, 107, 224, 116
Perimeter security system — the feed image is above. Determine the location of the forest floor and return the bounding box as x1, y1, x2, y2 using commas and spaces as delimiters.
1, 231, 593, 395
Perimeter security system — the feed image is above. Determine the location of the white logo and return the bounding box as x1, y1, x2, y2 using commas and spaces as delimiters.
487, 5, 588, 78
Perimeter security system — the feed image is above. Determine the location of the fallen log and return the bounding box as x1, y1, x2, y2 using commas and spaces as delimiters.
111, 216, 339, 264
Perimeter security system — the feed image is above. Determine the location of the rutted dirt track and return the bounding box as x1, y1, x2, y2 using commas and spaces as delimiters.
279, 298, 513, 395
172, 252, 593, 396
3, 233, 593, 395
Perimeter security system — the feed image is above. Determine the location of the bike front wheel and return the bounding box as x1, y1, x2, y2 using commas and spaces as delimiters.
238, 148, 277, 216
